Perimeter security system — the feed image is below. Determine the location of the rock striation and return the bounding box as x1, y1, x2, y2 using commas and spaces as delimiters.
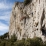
9, 0, 46, 41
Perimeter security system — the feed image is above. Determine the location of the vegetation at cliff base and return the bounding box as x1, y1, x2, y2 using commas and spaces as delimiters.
0, 33, 46, 46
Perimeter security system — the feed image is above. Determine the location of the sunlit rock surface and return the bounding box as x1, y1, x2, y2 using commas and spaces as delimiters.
9, 0, 46, 41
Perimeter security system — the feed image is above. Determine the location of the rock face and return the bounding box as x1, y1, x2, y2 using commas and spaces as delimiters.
9, 0, 46, 41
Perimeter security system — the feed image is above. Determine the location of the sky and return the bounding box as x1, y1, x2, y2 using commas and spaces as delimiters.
0, 0, 24, 35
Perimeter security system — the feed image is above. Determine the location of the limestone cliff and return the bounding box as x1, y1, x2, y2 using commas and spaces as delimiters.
9, 0, 46, 41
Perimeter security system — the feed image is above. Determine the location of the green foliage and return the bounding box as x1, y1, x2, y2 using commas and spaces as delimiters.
25, 38, 31, 46
0, 33, 46, 46
24, 0, 32, 6
5, 41, 14, 46
14, 40, 25, 46
10, 34, 17, 42
0, 32, 9, 39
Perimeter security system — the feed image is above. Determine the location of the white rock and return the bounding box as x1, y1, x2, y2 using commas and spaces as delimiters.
9, 0, 46, 41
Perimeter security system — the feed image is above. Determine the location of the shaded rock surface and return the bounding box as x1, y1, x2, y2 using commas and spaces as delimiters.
9, 0, 46, 41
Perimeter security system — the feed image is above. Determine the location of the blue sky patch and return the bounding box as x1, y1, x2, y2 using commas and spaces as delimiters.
0, 0, 24, 35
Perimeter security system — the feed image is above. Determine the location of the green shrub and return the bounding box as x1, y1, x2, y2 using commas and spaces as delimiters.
10, 34, 17, 42
24, 0, 32, 6
0, 32, 9, 39
43, 41, 46, 46
25, 38, 31, 46
31, 37, 43, 46
0, 41, 5, 46
5, 41, 14, 46
14, 40, 25, 46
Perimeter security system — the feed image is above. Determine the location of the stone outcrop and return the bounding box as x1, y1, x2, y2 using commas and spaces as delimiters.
9, 0, 46, 41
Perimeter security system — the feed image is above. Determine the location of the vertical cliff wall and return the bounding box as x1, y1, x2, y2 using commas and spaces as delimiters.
9, 0, 46, 41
